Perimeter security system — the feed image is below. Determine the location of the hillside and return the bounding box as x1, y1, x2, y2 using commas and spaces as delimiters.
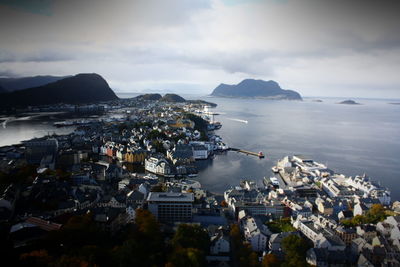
211, 79, 302, 100
135, 93, 162, 101
0, 75, 69, 92
160, 94, 186, 102
0, 73, 118, 109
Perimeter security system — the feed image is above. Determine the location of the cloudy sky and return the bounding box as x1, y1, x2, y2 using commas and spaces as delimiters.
0, 0, 400, 98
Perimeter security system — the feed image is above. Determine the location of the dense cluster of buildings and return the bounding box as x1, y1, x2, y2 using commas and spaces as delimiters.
0, 97, 398, 266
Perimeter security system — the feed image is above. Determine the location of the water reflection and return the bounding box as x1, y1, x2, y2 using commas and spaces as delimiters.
195, 97, 400, 199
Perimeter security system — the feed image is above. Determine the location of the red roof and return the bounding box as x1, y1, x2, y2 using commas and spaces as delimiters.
25, 217, 62, 231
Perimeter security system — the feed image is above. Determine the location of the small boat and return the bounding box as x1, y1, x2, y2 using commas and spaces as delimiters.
263, 176, 280, 188
271, 166, 279, 173
270, 177, 280, 186
207, 122, 222, 130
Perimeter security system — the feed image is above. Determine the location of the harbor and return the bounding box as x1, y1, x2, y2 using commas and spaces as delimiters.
228, 148, 265, 158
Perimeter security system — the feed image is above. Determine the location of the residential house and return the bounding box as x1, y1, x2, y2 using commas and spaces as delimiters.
240, 216, 269, 252
210, 230, 230, 255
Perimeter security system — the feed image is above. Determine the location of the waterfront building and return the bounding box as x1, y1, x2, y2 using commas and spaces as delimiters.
167, 144, 194, 164
320, 177, 355, 198
346, 175, 391, 205
191, 144, 209, 159
145, 156, 172, 176
147, 192, 194, 223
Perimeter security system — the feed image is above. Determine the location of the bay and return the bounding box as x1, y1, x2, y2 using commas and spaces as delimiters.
194, 97, 400, 200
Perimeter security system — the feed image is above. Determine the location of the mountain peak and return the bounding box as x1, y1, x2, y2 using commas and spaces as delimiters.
0, 73, 118, 109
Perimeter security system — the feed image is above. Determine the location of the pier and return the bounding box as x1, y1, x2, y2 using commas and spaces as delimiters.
228, 148, 265, 158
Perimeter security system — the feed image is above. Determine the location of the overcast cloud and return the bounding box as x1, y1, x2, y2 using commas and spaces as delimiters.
0, 0, 400, 98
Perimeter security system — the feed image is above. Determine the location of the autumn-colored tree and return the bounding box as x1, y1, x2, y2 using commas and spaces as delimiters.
341, 204, 388, 227
166, 247, 205, 267
53, 255, 91, 267
367, 204, 387, 223
262, 253, 280, 267
220, 200, 228, 207
230, 224, 261, 267
113, 209, 164, 267
135, 208, 161, 237
19, 250, 52, 266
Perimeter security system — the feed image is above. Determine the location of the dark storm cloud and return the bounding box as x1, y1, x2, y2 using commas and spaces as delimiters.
0, 0, 399, 97
0, 69, 17, 78
0, 0, 53, 15
0, 49, 75, 63
291, 0, 400, 52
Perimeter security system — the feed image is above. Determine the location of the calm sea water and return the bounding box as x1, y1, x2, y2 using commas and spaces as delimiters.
194, 97, 400, 200
1, 95, 399, 200
0, 113, 75, 147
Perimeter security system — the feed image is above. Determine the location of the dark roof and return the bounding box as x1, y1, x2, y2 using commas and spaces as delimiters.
127, 190, 144, 201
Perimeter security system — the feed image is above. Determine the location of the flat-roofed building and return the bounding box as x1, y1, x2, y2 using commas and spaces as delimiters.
147, 192, 194, 223
23, 138, 58, 164
293, 154, 314, 163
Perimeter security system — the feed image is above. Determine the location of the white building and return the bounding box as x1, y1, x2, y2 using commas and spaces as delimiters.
293, 217, 345, 251
346, 175, 391, 205
240, 216, 269, 252
145, 157, 172, 176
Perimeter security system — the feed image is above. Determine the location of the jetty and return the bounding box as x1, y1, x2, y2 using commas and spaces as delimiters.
228, 148, 265, 158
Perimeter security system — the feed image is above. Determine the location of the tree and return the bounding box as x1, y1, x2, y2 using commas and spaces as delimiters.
166, 247, 205, 267
113, 209, 164, 267
281, 235, 310, 267
135, 209, 161, 239
153, 140, 166, 154
171, 224, 210, 252
341, 204, 388, 227
19, 250, 52, 267
367, 204, 387, 223
262, 253, 280, 267
230, 224, 261, 267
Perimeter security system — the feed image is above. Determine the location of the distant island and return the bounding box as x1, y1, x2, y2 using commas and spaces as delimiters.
0, 73, 118, 109
312, 99, 323, 102
135, 93, 217, 107
210, 79, 302, 100
389, 103, 400, 105
338, 99, 360, 105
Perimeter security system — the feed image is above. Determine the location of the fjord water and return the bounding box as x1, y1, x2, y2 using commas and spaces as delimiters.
0, 113, 74, 147
195, 97, 400, 200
